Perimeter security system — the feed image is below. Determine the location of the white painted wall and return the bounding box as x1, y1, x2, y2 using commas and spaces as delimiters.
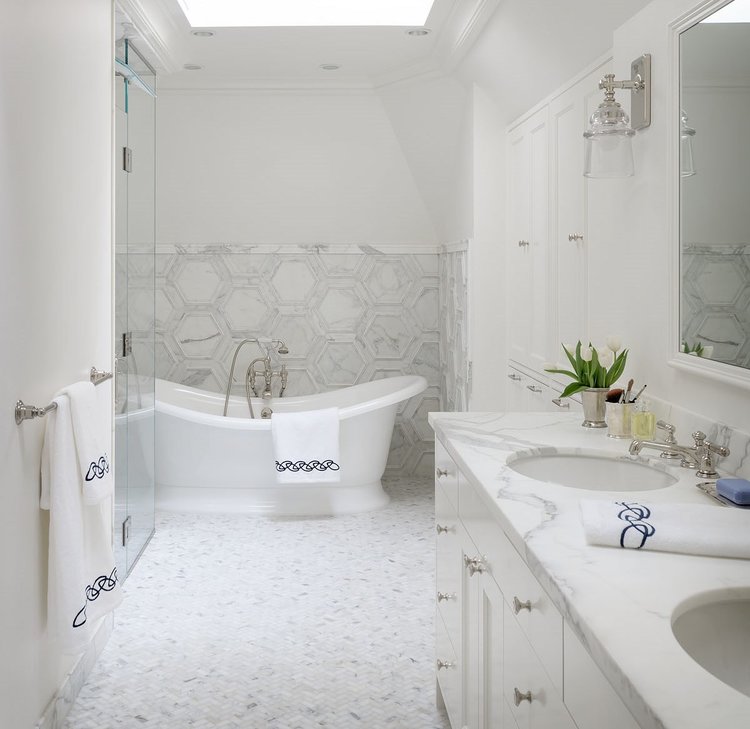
469, 85, 506, 410
596, 0, 750, 432
156, 90, 437, 245
0, 1, 113, 726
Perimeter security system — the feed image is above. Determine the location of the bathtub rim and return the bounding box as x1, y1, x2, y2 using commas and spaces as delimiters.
155, 375, 427, 429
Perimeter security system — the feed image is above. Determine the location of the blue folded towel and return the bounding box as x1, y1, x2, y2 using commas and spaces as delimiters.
716, 478, 750, 505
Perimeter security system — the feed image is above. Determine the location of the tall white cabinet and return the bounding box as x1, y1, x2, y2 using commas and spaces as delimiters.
506, 59, 611, 394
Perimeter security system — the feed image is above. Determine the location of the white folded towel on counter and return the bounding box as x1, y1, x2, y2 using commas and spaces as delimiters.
272, 408, 341, 483
580, 499, 750, 559
41, 390, 122, 655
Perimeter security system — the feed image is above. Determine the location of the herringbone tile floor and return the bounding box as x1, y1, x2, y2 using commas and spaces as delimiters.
62, 478, 449, 729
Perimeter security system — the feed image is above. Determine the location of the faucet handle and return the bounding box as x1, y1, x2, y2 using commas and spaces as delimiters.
656, 420, 677, 444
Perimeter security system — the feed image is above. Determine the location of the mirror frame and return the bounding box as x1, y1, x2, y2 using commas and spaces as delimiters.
668, 0, 750, 389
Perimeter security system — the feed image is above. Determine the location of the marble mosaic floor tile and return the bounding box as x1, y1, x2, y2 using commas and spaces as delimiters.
62, 478, 449, 729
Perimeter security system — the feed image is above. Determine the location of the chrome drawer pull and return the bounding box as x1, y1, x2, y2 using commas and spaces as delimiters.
513, 596, 532, 614
437, 659, 455, 670
508, 373, 522, 381
437, 591, 456, 602
514, 688, 533, 706
464, 555, 486, 576
568, 233, 584, 242
526, 385, 542, 393
552, 397, 570, 409
436, 524, 451, 535
436, 467, 449, 478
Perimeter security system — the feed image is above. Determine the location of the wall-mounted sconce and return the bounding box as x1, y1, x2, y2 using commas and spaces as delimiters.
680, 109, 696, 178
583, 54, 651, 178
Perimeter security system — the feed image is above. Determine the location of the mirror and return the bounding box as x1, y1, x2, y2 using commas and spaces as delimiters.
679, 0, 750, 373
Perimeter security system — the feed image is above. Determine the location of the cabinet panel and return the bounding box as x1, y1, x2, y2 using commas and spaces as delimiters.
504, 603, 576, 729
436, 439, 460, 511
563, 623, 640, 729
436, 481, 462, 656
437, 610, 462, 729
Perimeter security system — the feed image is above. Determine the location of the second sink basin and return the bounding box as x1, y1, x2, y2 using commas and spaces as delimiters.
672, 592, 750, 698
506, 449, 678, 491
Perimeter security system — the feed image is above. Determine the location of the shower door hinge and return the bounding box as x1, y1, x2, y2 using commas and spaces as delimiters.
122, 515, 132, 546
123, 146, 132, 173
122, 331, 133, 358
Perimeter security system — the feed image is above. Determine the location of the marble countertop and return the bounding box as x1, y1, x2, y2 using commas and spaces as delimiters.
429, 411, 750, 729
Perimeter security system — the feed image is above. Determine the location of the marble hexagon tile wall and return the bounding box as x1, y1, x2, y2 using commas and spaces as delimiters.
135, 243, 441, 476
681, 244, 750, 368
439, 242, 469, 412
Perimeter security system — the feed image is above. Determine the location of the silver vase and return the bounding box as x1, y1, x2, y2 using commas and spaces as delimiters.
580, 388, 608, 428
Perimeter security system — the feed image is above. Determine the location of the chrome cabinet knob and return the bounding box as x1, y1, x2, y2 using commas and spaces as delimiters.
514, 688, 533, 706
464, 555, 486, 576
437, 659, 455, 670
513, 596, 532, 614
526, 385, 542, 393
508, 373, 522, 381
437, 591, 456, 602
552, 397, 570, 409
517, 239, 530, 247
568, 233, 584, 241
436, 467, 449, 478
436, 524, 451, 535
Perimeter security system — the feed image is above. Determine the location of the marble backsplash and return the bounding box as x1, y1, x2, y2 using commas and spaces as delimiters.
125, 243, 442, 476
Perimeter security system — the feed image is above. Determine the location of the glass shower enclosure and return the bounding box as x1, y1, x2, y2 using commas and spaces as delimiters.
114, 39, 156, 577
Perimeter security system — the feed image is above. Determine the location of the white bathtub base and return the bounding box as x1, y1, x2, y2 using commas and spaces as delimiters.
156, 480, 390, 516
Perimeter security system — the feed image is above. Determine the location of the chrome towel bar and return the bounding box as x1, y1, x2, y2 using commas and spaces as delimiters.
15, 367, 113, 425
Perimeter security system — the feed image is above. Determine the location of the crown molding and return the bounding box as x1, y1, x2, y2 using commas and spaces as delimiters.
116, 0, 185, 74
439, 0, 501, 72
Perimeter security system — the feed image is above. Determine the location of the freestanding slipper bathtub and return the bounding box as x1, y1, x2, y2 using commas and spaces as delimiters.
155, 375, 427, 516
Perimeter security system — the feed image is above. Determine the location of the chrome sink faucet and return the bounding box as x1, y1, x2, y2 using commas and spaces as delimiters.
629, 428, 730, 479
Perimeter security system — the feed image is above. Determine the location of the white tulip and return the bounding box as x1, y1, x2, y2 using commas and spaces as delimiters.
701, 346, 714, 358
597, 348, 613, 368
606, 335, 622, 353
580, 346, 593, 362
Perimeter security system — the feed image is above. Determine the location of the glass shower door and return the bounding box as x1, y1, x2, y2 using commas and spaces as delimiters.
114, 40, 156, 577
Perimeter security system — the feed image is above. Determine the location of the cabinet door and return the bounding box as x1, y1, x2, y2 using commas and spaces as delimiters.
507, 107, 549, 370
548, 62, 610, 350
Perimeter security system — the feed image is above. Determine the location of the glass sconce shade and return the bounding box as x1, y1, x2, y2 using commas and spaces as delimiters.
680, 109, 696, 178
583, 102, 635, 178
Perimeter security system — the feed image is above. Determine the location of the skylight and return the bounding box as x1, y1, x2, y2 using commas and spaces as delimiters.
177, 0, 436, 28
702, 0, 750, 23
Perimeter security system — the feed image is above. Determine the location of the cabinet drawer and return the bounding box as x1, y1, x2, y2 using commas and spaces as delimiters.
563, 622, 639, 729
436, 610, 461, 729
504, 602, 576, 729
436, 482, 461, 652
460, 479, 563, 691
435, 439, 460, 511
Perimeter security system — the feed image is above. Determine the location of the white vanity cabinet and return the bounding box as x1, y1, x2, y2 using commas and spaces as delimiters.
435, 436, 640, 729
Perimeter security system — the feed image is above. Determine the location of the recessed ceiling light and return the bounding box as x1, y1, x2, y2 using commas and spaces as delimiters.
191, 30, 215, 37
183, 63, 203, 71
406, 28, 431, 36
176, 0, 435, 27
320, 64, 341, 71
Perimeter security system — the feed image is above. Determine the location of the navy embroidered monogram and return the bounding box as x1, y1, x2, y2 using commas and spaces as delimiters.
72, 568, 118, 628
85, 454, 110, 482
615, 501, 656, 549
275, 459, 340, 473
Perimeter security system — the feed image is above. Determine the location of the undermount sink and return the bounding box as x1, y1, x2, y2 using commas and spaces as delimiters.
672, 594, 750, 698
506, 450, 678, 491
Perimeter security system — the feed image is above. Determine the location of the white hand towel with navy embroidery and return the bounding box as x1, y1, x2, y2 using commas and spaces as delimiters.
41, 388, 122, 655
580, 499, 750, 559
271, 407, 341, 483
